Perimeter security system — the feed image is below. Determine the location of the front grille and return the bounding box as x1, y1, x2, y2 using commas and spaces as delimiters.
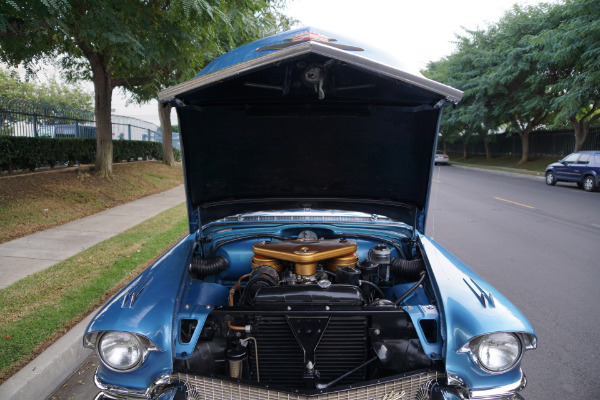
247, 316, 368, 388
174, 370, 442, 400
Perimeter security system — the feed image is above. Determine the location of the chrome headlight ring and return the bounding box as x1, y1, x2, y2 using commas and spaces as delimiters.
458, 332, 533, 374
86, 331, 159, 372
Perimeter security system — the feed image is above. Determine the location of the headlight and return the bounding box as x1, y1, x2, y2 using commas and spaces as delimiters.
98, 331, 143, 371
472, 332, 522, 373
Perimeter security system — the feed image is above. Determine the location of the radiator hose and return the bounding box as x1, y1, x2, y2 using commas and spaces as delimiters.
390, 257, 425, 281
189, 256, 229, 277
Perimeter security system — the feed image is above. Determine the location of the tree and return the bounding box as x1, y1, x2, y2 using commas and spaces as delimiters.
424, 34, 500, 160
424, 5, 554, 163
121, 2, 294, 166
0, 1, 290, 177
423, 56, 469, 156
0, 67, 92, 108
533, 0, 600, 151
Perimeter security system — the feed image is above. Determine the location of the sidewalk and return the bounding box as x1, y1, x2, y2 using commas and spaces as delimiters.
0, 185, 186, 289
0, 184, 185, 400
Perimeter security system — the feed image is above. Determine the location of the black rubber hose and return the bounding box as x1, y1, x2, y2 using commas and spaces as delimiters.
189, 256, 229, 277
359, 280, 385, 299
394, 272, 427, 306
390, 257, 425, 280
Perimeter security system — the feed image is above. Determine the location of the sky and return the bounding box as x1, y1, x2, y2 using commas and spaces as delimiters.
109, 0, 548, 126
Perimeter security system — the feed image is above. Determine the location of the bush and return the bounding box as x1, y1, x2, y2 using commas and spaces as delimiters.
0, 136, 172, 172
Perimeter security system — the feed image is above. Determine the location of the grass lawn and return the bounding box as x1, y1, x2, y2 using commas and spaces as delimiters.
0, 203, 188, 383
0, 161, 183, 244
448, 153, 557, 175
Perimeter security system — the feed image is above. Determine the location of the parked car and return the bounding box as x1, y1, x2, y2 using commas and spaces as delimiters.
84, 27, 536, 400
38, 124, 96, 138
545, 150, 600, 192
435, 150, 450, 165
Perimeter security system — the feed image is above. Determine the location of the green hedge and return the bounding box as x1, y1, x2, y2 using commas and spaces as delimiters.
0, 136, 180, 172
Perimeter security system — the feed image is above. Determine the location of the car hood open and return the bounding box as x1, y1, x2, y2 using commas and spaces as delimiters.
159, 27, 462, 234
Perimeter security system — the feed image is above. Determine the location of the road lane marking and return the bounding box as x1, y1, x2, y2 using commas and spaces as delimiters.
432, 180, 441, 183
493, 197, 535, 209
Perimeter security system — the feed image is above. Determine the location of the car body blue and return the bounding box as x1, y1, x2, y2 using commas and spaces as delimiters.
86, 223, 535, 393
85, 26, 537, 399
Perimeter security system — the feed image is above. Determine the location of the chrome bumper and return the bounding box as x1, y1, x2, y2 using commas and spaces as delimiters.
435, 374, 527, 400
95, 370, 443, 400
94, 369, 526, 400
94, 372, 176, 400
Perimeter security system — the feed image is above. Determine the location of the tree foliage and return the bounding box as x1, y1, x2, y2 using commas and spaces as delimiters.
424, 0, 600, 160
121, 1, 293, 166
533, 0, 600, 150
0, 0, 292, 176
0, 67, 93, 109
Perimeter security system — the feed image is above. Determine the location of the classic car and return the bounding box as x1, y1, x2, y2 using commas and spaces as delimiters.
84, 27, 537, 400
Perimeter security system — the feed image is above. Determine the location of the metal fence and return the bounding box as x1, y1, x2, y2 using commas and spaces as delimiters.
444, 128, 600, 157
0, 96, 162, 142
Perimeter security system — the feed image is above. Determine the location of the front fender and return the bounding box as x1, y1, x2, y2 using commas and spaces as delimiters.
419, 235, 536, 391
84, 234, 195, 390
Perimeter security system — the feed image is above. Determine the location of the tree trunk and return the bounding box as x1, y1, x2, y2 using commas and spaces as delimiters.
91, 62, 114, 178
442, 138, 448, 155
463, 140, 469, 159
518, 130, 531, 164
158, 101, 175, 166
483, 137, 493, 160
570, 117, 589, 152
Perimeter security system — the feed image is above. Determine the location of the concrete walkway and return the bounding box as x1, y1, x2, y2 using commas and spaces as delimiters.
0, 184, 185, 400
0, 185, 186, 289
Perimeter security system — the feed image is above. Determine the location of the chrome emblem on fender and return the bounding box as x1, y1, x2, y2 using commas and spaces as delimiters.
382, 390, 405, 400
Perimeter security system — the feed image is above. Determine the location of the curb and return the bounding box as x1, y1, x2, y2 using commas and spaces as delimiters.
449, 164, 546, 181
0, 310, 97, 400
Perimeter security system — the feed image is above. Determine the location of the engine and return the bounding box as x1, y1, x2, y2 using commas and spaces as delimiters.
176, 233, 439, 393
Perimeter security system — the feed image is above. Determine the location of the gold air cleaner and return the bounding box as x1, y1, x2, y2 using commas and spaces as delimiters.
252, 239, 357, 277
326, 253, 359, 273
251, 255, 284, 272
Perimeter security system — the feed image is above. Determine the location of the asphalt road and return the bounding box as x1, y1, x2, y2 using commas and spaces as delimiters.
426, 165, 600, 400
50, 165, 600, 400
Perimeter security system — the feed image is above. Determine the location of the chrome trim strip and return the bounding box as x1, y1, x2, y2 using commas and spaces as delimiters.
94, 372, 149, 399
202, 219, 413, 234
158, 41, 463, 103
469, 374, 527, 400
94, 370, 174, 400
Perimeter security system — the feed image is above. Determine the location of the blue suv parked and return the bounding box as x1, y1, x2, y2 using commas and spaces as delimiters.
545, 151, 600, 192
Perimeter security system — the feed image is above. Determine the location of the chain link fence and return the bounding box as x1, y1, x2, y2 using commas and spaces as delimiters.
0, 96, 162, 142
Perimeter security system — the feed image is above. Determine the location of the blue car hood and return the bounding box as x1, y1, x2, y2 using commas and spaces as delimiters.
159, 27, 463, 234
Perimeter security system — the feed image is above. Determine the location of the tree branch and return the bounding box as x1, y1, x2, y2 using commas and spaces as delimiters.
581, 103, 598, 122
0, 20, 51, 36
111, 77, 149, 89
588, 112, 600, 124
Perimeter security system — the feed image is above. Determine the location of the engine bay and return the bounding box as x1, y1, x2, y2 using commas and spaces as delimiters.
175, 229, 442, 393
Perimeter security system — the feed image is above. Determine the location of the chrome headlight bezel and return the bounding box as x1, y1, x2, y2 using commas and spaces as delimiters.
86, 331, 158, 372
458, 332, 528, 374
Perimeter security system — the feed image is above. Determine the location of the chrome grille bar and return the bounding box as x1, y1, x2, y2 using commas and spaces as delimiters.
173, 371, 442, 400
